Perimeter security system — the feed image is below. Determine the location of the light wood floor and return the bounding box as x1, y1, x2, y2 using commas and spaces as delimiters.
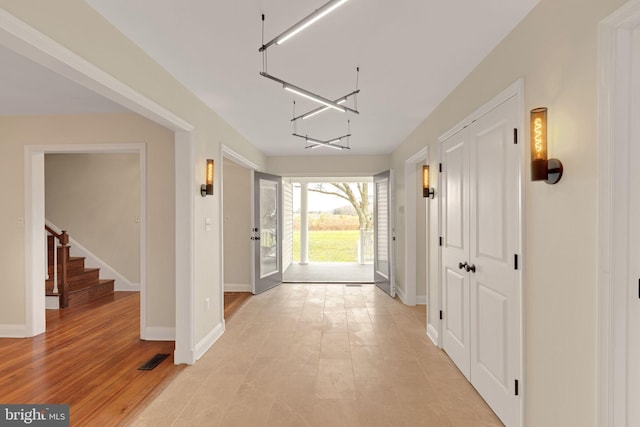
133, 283, 503, 426
0, 292, 182, 426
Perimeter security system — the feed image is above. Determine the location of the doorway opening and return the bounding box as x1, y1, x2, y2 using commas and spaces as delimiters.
26, 143, 146, 337
283, 178, 374, 283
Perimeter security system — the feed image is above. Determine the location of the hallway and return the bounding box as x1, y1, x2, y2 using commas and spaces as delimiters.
133, 284, 502, 426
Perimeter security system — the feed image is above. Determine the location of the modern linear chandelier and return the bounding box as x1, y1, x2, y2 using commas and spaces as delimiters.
258, 0, 359, 150
291, 102, 352, 150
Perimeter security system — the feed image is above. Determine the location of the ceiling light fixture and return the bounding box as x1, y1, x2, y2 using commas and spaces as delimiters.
292, 91, 359, 121
260, 72, 359, 114
293, 133, 351, 150
259, 0, 350, 52
284, 86, 345, 112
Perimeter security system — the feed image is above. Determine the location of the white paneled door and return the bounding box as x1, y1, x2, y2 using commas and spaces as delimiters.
252, 171, 283, 294
441, 129, 471, 378
441, 94, 521, 426
374, 170, 395, 297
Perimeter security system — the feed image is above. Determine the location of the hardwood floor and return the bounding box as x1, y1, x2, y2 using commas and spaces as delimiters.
224, 292, 252, 320
0, 292, 182, 426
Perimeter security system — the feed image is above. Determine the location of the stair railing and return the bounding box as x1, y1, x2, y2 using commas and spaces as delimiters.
45, 225, 70, 308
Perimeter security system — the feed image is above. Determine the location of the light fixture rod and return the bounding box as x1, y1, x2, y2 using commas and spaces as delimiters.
291, 90, 360, 121
259, 0, 349, 52
292, 132, 351, 150
260, 72, 358, 114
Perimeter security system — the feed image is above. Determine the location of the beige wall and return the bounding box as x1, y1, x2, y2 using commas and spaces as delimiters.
223, 159, 251, 291
0, 1, 266, 347
45, 153, 141, 284
390, 0, 626, 425
0, 113, 175, 328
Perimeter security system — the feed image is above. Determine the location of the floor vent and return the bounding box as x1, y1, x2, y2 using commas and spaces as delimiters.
138, 353, 170, 371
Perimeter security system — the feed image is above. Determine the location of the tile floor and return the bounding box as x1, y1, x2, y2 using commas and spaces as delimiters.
131, 284, 503, 426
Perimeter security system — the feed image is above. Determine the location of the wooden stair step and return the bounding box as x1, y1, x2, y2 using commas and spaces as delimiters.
67, 279, 114, 307
59, 256, 86, 274
68, 268, 100, 290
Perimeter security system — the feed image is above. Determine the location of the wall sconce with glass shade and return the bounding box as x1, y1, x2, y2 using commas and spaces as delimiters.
201, 159, 214, 197
422, 165, 435, 198
530, 107, 563, 184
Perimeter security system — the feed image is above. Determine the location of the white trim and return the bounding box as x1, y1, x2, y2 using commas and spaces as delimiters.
143, 327, 176, 341
0, 324, 29, 338
0, 9, 193, 133
224, 283, 252, 292
438, 79, 524, 143
45, 296, 60, 310
194, 321, 225, 361
395, 283, 407, 304
1, 12, 196, 362
597, 2, 640, 425
24, 148, 46, 336
174, 131, 196, 364
221, 144, 259, 317
416, 295, 427, 305
26, 144, 146, 335
427, 323, 439, 346
404, 147, 429, 307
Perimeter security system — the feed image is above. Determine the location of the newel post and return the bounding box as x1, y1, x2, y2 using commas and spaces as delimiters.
59, 231, 69, 308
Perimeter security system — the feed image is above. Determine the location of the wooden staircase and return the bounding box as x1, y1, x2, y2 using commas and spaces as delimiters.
46, 226, 114, 308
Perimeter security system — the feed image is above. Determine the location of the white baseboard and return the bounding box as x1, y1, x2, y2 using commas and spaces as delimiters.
46, 220, 139, 291
224, 282, 251, 292
0, 324, 28, 338
194, 321, 225, 362
427, 322, 439, 347
141, 326, 175, 341
396, 284, 407, 304
416, 295, 427, 305
46, 295, 60, 310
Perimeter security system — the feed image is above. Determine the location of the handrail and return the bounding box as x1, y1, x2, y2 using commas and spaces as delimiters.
45, 225, 70, 308
45, 225, 68, 245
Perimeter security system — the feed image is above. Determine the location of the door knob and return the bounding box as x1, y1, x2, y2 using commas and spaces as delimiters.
458, 262, 468, 270
465, 264, 476, 273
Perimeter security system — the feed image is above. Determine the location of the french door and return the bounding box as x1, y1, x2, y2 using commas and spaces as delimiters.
374, 170, 394, 296
441, 94, 521, 426
252, 171, 283, 294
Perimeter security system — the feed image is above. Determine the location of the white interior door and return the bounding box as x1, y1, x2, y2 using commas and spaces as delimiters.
441, 94, 521, 427
252, 171, 283, 294
468, 98, 520, 426
374, 170, 394, 296
441, 130, 471, 379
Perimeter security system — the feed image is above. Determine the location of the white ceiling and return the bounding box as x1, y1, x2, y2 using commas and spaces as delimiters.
1, 1, 539, 156
84, 0, 538, 156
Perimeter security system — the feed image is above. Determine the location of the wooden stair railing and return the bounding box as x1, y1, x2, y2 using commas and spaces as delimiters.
45, 225, 70, 308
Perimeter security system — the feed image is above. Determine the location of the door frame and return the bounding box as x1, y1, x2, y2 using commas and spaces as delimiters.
597, 1, 640, 424
220, 145, 259, 320
437, 78, 524, 425
26, 144, 146, 333
404, 147, 429, 307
